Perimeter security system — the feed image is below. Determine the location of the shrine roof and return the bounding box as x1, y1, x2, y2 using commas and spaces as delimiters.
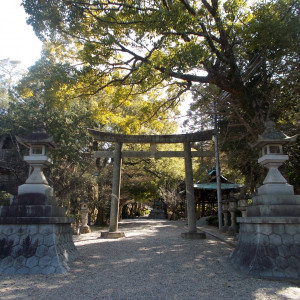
194, 182, 244, 191
16, 132, 56, 148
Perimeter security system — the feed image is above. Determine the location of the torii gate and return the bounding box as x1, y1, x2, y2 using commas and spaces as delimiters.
88, 129, 216, 239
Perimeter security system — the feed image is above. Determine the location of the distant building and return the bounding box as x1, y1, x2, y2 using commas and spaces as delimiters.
194, 168, 244, 217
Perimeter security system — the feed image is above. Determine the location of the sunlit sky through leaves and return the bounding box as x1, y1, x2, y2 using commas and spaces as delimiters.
0, 0, 191, 131
0, 0, 43, 69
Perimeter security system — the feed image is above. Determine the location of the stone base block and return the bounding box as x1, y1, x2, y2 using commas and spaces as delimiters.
18, 184, 54, 198
230, 220, 300, 280
258, 184, 294, 196
220, 226, 229, 233
148, 209, 166, 219
227, 226, 238, 236
100, 231, 125, 239
253, 194, 300, 206
0, 224, 79, 274
181, 231, 206, 239
80, 226, 91, 234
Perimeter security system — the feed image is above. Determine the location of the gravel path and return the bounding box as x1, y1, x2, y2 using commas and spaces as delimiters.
0, 219, 299, 300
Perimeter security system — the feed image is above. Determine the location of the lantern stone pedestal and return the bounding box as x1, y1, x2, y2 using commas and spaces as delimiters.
0, 127, 79, 274
221, 201, 229, 232
228, 197, 238, 235
80, 201, 91, 234
80, 226, 91, 234
238, 199, 248, 218
229, 121, 299, 280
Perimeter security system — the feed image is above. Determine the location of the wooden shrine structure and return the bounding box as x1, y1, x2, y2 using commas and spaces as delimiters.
88, 129, 216, 239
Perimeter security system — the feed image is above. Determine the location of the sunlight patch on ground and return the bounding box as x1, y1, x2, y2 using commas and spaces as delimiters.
253, 287, 300, 299
205, 239, 220, 245
74, 223, 162, 245
124, 228, 158, 238
276, 287, 300, 299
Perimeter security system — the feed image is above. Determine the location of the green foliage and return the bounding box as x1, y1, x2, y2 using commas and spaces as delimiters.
19, 0, 257, 127
182, 1, 300, 190
138, 207, 150, 217
0, 191, 11, 206
206, 215, 219, 227
21, 1, 299, 139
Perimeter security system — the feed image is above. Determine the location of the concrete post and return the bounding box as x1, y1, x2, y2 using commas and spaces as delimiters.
109, 142, 122, 232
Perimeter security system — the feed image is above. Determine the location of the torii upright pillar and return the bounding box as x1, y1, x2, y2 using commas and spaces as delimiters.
101, 142, 125, 238
181, 141, 206, 239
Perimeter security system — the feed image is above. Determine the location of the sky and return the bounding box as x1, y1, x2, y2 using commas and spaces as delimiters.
0, 0, 43, 69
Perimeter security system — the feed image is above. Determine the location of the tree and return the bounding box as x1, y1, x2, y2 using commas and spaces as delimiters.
0, 59, 24, 114
22, 0, 299, 139
179, 0, 300, 190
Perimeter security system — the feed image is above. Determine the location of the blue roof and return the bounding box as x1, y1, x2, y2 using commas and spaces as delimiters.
193, 182, 244, 190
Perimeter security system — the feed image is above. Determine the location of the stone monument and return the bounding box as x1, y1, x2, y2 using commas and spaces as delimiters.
0, 125, 79, 274
230, 121, 299, 280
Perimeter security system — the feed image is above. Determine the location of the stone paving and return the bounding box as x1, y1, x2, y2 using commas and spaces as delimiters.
0, 219, 299, 300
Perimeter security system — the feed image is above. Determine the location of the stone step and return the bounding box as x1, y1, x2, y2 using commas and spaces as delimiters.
253, 194, 300, 206
0, 205, 66, 218
12, 193, 57, 206
247, 204, 300, 217
0, 216, 74, 224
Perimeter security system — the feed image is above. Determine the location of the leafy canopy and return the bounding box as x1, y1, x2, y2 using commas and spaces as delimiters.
22, 0, 299, 139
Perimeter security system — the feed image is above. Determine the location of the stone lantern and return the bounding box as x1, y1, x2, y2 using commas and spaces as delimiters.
230, 121, 300, 280
16, 122, 56, 196
237, 188, 249, 218
251, 120, 296, 196
80, 200, 91, 233
0, 123, 79, 275
238, 199, 248, 218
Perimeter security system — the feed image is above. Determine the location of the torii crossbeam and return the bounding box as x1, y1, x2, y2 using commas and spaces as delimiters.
88, 129, 216, 239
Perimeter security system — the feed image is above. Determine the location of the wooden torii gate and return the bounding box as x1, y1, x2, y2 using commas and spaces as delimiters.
88, 129, 216, 239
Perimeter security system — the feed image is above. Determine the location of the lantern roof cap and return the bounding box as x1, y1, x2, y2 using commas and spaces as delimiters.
251, 121, 297, 148
15, 121, 57, 149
